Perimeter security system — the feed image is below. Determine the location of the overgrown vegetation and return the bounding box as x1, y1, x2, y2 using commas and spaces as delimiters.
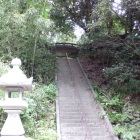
94, 86, 140, 140
1, 0, 140, 139
50, 0, 140, 96
22, 84, 57, 140
0, 0, 76, 83
49, 0, 139, 139
78, 0, 140, 97
79, 9, 140, 137
0, 61, 9, 132
0, 0, 61, 139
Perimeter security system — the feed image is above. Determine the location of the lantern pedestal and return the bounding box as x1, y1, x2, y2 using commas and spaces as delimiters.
0, 98, 28, 139
1, 110, 25, 136
0, 136, 27, 140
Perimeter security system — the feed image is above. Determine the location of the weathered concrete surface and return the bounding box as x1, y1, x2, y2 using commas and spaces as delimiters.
56, 57, 118, 140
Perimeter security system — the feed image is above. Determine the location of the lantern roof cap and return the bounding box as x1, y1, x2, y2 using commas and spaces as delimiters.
0, 58, 33, 91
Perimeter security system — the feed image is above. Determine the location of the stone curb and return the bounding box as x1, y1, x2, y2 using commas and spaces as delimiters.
55, 69, 61, 140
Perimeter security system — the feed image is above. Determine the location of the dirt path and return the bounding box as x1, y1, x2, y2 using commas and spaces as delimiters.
56, 57, 118, 140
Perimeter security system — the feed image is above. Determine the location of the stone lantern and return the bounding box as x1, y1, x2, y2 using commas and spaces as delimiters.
0, 58, 34, 140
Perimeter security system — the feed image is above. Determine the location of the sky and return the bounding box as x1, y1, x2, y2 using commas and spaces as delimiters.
115, 0, 121, 3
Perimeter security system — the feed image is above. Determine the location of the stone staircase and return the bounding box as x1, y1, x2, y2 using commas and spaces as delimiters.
56, 57, 119, 140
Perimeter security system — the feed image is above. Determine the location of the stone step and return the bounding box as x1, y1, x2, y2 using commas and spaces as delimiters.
61, 126, 108, 133
59, 102, 98, 107
59, 106, 99, 110
61, 135, 114, 140
59, 97, 96, 100
59, 108, 81, 112
59, 109, 100, 113
60, 115, 100, 120
61, 120, 106, 127
60, 103, 99, 106
59, 104, 99, 108
60, 131, 110, 136
59, 112, 100, 116
60, 119, 105, 124
62, 124, 108, 130
59, 111, 101, 116
59, 95, 95, 98
59, 101, 96, 104
59, 108, 100, 112
59, 107, 100, 112
60, 114, 101, 118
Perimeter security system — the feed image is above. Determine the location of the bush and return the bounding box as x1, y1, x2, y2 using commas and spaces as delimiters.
94, 86, 140, 140
22, 84, 57, 139
104, 63, 140, 95
22, 45, 56, 84
0, 60, 10, 131
0, 61, 10, 76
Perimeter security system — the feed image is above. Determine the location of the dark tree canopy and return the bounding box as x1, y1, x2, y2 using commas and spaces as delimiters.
50, 0, 99, 33
122, 0, 140, 35
50, 0, 140, 37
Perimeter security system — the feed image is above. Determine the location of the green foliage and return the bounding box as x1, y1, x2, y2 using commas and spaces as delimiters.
94, 87, 123, 113
94, 86, 140, 139
88, 0, 114, 35
104, 63, 140, 95
0, 107, 6, 132
114, 124, 140, 140
0, 0, 77, 84
0, 61, 9, 131
22, 84, 57, 139
0, 61, 10, 76
50, 0, 98, 34
22, 45, 56, 84
79, 33, 140, 95
78, 0, 140, 139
